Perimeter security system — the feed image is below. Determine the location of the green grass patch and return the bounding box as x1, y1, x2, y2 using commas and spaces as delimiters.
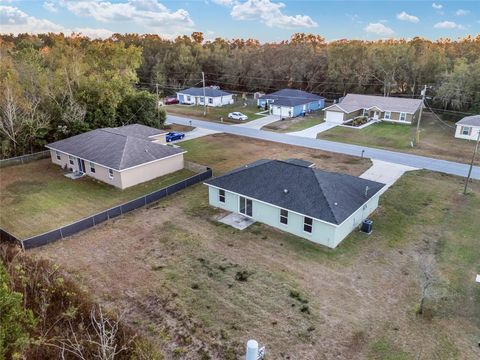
264, 113, 324, 133
368, 339, 411, 360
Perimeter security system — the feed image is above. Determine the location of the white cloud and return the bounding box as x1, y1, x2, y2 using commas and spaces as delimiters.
364, 22, 394, 37
0, 5, 114, 38
211, 0, 234, 6
396, 11, 419, 23
230, 0, 317, 29
43, 1, 58, 12
434, 20, 464, 29
432, 3, 442, 10
59, 0, 194, 35
0, 5, 65, 33
455, 9, 469, 16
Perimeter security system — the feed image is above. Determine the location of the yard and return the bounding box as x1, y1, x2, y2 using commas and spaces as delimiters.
166, 100, 265, 124
32, 134, 480, 360
0, 159, 194, 238
318, 112, 479, 165
262, 112, 324, 132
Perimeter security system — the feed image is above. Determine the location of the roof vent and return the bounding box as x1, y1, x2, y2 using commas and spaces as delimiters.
283, 189, 289, 194
334, 202, 338, 206
365, 186, 369, 198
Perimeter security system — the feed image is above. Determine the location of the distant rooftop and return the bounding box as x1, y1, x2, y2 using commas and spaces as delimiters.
259, 88, 324, 107
47, 124, 183, 171
177, 87, 232, 97
456, 115, 480, 127
332, 94, 423, 114
205, 159, 385, 225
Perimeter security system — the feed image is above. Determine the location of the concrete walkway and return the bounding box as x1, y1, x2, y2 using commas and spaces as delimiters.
360, 159, 418, 194
219, 213, 255, 230
167, 115, 480, 180
234, 114, 279, 130
288, 121, 338, 138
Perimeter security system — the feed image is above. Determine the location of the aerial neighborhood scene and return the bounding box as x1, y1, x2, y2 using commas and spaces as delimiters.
1, 1, 479, 359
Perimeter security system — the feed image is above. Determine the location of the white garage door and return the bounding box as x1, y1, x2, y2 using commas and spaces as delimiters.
272, 106, 292, 118
325, 111, 344, 123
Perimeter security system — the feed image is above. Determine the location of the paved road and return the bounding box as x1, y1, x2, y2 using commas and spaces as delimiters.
289, 121, 338, 138
168, 115, 480, 180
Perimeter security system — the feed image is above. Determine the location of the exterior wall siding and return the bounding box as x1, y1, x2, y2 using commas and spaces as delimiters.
119, 154, 184, 189
207, 186, 380, 248
455, 124, 480, 140
177, 93, 233, 107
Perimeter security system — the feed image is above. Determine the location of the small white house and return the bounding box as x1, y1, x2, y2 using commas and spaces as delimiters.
176, 87, 234, 107
455, 115, 480, 140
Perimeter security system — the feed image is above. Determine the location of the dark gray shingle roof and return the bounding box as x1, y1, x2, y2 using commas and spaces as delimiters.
47, 125, 184, 171
205, 159, 385, 225
259, 89, 324, 107
178, 87, 232, 97
456, 115, 480, 127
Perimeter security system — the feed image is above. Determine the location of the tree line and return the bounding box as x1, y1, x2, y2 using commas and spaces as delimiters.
1, 32, 479, 158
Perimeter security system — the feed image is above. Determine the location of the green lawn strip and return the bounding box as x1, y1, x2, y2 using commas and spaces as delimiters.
167, 103, 264, 124
263, 114, 324, 133
1, 161, 195, 238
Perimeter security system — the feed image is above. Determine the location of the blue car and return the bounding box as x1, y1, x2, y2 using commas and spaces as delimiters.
166, 132, 185, 142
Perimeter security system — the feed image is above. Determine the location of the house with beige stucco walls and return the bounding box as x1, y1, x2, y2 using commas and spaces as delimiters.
46, 124, 186, 189
324, 94, 423, 125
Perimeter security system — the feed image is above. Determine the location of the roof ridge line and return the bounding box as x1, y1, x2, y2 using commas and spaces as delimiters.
312, 168, 341, 224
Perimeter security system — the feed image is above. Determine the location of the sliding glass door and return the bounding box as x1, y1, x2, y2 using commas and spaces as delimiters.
239, 196, 252, 217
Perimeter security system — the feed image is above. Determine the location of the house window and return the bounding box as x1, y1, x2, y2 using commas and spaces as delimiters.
280, 209, 288, 225
399, 112, 407, 121
90, 162, 96, 173
108, 169, 114, 179
55, 151, 61, 160
68, 155, 74, 165
363, 109, 368, 116
462, 126, 471, 135
384, 111, 391, 120
186, 95, 191, 102
304, 217, 313, 233
208, 97, 213, 104
219, 189, 225, 203
239, 196, 252, 217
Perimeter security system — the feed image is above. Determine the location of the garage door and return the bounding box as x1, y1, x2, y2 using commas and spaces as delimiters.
272, 106, 292, 118
325, 111, 344, 123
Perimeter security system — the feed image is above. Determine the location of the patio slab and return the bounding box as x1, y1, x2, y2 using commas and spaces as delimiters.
219, 213, 255, 230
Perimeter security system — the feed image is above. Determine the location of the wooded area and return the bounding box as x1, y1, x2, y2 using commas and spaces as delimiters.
1, 32, 479, 157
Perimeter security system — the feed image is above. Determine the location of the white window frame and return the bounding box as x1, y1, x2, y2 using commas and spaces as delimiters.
55, 151, 61, 160
462, 126, 470, 135
399, 112, 407, 122
208, 97, 213, 104
90, 162, 96, 173
219, 189, 225, 203
280, 209, 288, 225
303, 216, 313, 234
239, 196, 252, 217
186, 95, 191, 102
68, 155, 74, 165
108, 168, 114, 179
384, 111, 391, 120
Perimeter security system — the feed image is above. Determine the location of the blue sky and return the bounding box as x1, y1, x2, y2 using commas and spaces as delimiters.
0, 0, 478, 41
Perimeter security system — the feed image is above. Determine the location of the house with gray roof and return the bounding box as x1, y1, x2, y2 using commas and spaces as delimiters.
324, 94, 423, 124
46, 124, 186, 189
455, 115, 480, 140
258, 89, 325, 118
204, 159, 385, 248
176, 86, 234, 107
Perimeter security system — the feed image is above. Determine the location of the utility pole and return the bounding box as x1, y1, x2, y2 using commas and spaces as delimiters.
202, 71, 207, 116
155, 83, 161, 126
463, 129, 480, 195
416, 84, 427, 145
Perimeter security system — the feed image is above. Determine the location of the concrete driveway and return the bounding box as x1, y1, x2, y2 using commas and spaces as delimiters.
234, 115, 280, 130
173, 127, 219, 143
288, 122, 338, 138
360, 159, 418, 194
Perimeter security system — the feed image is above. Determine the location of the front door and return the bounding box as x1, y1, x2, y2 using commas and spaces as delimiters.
239, 196, 252, 217
373, 111, 379, 120
78, 159, 86, 173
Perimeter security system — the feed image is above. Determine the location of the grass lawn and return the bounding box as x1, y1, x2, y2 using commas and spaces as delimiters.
34, 134, 480, 359
0, 159, 195, 238
318, 112, 479, 165
263, 112, 324, 132
166, 100, 265, 124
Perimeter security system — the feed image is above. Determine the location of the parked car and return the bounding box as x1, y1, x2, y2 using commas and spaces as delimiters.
166, 132, 185, 142
164, 97, 179, 105
228, 112, 248, 121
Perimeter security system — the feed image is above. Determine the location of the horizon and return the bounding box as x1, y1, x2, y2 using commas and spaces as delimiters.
1, 0, 478, 41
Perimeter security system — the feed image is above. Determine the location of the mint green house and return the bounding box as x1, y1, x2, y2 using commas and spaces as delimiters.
204, 159, 385, 248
